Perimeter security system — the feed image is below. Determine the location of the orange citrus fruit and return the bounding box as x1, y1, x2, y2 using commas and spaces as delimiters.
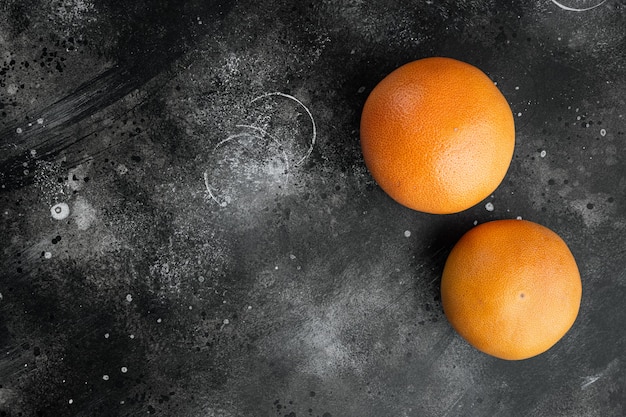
441, 219, 582, 360
360, 57, 515, 214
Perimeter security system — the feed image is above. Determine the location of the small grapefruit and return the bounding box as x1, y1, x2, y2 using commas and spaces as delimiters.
360, 57, 515, 214
440, 219, 582, 360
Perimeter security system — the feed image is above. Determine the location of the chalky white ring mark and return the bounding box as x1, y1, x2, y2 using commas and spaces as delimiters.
203, 92, 315, 206
206, 132, 264, 207
250, 92, 316, 166
204, 171, 225, 206
212, 132, 256, 151
206, 129, 286, 207
550, 0, 607, 12
235, 123, 291, 182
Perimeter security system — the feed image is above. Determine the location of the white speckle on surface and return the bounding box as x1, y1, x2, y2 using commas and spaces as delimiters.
515, 86, 520, 90
44, 251, 52, 259
404, 230, 411, 238
473, 220, 478, 226
223, 319, 230, 325
121, 367, 128, 373
600, 128, 606, 137
16, 127, 22, 134
157, 318, 162, 323
68, 399, 73, 404
102, 375, 109, 381
51, 202, 70, 220
104, 333, 110, 339
485, 202, 495, 212
125, 294, 132, 302
116, 164, 128, 175
37, 118, 44, 124
516, 216, 523, 220
129, 334, 135, 339
540, 150, 547, 158
517, 112, 522, 117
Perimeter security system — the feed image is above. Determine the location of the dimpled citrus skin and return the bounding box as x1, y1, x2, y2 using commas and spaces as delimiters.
360, 57, 515, 214
441, 219, 582, 360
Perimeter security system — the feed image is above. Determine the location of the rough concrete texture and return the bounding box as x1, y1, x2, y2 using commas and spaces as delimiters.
0, 0, 625, 416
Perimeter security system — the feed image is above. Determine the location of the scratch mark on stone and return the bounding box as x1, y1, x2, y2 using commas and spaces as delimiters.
442, 390, 467, 417
581, 375, 601, 389
580, 358, 620, 390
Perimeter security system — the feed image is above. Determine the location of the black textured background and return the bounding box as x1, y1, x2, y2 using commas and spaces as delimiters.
1, 1, 625, 416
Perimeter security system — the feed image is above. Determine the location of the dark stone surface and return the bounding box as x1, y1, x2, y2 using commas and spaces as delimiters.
1, 0, 625, 416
